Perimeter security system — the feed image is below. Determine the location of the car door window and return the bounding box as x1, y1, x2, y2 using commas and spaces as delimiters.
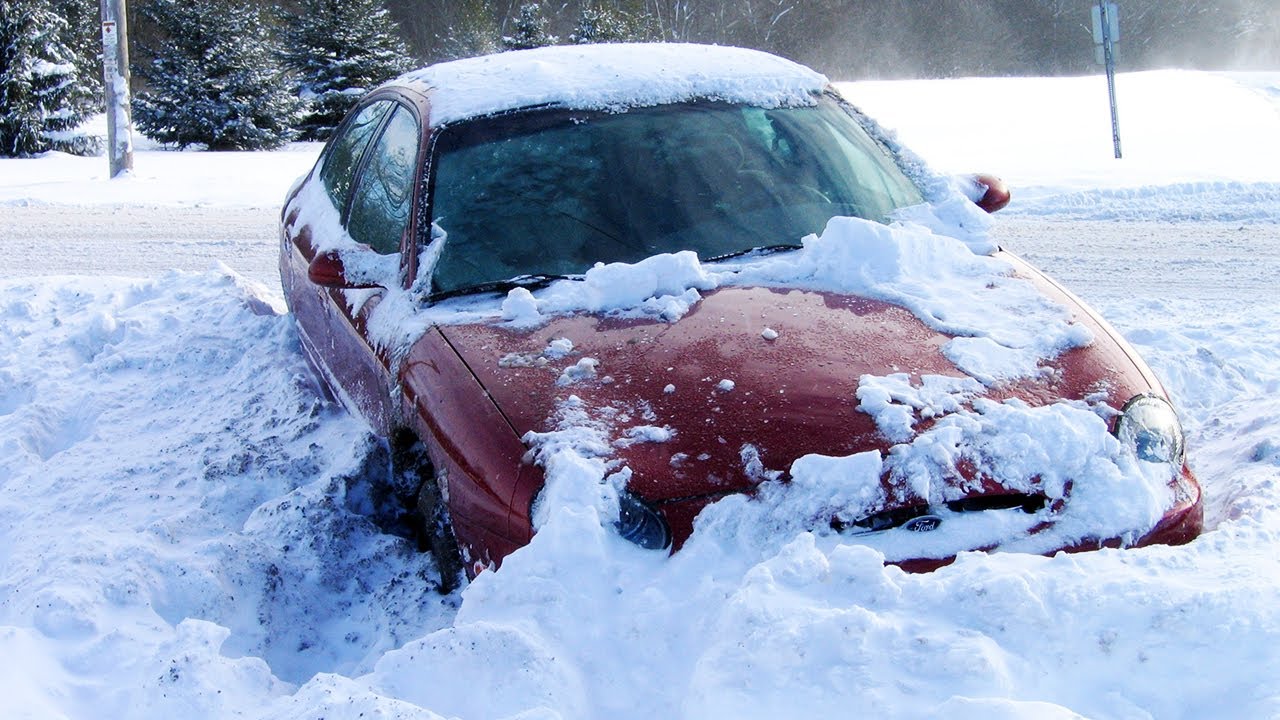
347, 106, 420, 255
319, 101, 393, 213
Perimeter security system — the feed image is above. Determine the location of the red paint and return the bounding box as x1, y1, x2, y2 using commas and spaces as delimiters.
974, 173, 1012, 213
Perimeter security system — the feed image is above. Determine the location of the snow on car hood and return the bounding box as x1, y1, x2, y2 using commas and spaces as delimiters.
400, 43, 829, 126
427, 212, 1177, 559
445, 207, 1090, 385
442, 284, 1174, 560
441, 285, 957, 502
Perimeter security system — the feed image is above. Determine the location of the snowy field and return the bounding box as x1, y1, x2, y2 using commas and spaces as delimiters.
2, 69, 1279, 719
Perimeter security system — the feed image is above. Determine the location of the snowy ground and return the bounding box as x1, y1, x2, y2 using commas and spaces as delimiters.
2, 70, 1279, 719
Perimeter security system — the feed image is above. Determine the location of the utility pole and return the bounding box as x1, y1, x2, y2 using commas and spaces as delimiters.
100, 0, 133, 177
1091, 1, 1122, 159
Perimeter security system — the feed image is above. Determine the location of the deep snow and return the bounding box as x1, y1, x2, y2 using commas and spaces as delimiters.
1, 69, 1279, 719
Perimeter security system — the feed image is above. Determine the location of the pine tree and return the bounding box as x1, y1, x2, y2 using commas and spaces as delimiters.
435, 0, 501, 61
279, 0, 415, 141
570, 3, 656, 44
133, 0, 304, 150
50, 0, 102, 101
0, 0, 100, 157
502, 3, 557, 51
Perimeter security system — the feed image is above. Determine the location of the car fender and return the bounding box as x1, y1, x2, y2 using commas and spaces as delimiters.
399, 327, 537, 568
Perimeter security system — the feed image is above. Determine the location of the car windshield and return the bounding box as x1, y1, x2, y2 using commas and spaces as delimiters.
427, 96, 924, 296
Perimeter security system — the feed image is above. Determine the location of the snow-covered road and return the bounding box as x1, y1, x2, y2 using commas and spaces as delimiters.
0, 205, 282, 288
997, 218, 1280, 314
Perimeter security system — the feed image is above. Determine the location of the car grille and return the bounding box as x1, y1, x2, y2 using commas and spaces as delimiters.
832, 493, 1048, 534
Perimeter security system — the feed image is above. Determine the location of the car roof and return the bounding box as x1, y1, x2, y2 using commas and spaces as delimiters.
395, 43, 830, 127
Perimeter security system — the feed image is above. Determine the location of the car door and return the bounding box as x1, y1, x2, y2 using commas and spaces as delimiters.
282, 97, 424, 435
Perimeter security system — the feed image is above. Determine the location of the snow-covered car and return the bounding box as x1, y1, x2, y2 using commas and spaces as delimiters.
279, 44, 1202, 589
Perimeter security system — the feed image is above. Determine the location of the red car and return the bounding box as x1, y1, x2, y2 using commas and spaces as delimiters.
280, 44, 1201, 590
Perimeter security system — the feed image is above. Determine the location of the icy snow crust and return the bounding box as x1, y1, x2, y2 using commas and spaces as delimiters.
400, 43, 829, 125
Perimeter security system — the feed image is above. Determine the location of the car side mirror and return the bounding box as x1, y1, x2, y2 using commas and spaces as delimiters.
307, 250, 381, 289
972, 173, 1011, 213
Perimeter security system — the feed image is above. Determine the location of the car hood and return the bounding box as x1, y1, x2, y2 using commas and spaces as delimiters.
434, 254, 1164, 504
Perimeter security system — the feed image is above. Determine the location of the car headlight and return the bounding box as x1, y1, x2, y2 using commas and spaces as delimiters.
614, 491, 671, 550
1115, 394, 1185, 466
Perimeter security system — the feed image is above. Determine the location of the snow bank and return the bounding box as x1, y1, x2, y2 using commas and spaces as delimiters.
6, 269, 1280, 719
1006, 181, 1280, 222
838, 70, 1280, 222
0, 141, 320, 208
0, 271, 458, 717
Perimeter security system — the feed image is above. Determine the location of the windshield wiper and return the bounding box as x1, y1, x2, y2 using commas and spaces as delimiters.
427, 273, 578, 302
705, 243, 803, 263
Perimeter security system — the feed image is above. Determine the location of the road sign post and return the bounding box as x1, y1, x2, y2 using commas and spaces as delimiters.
1091, 1, 1122, 159
100, 0, 133, 177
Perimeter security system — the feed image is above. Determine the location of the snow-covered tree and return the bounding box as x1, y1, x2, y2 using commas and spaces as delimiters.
133, 0, 303, 150
279, 0, 415, 141
433, 1, 501, 62
570, 3, 656, 44
50, 0, 102, 100
502, 3, 558, 51
0, 0, 99, 157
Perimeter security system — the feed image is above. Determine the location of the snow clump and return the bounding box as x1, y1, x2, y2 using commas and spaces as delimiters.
402, 43, 829, 126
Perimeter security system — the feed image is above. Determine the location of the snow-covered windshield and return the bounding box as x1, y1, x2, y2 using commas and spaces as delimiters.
427, 96, 924, 296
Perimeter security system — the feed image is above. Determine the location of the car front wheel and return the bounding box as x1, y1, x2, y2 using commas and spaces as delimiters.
391, 429, 464, 594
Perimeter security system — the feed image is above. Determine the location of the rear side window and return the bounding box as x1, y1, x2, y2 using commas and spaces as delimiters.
347, 106, 421, 255
319, 101, 393, 212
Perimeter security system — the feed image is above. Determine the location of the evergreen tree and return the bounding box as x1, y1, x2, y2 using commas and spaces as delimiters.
279, 0, 415, 141
0, 0, 99, 157
50, 0, 102, 101
435, 0, 501, 61
438, 20, 500, 62
133, 0, 303, 150
570, 3, 655, 44
502, 3, 557, 51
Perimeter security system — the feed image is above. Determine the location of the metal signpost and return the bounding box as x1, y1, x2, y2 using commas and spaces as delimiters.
100, 0, 133, 177
1091, 1, 1122, 159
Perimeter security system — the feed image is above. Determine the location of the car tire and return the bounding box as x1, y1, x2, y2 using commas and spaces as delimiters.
391, 429, 465, 594
417, 465, 464, 594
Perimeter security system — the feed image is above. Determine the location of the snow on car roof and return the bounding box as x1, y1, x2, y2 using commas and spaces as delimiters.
399, 43, 830, 126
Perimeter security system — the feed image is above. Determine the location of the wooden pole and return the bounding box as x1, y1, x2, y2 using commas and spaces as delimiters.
100, 0, 133, 177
